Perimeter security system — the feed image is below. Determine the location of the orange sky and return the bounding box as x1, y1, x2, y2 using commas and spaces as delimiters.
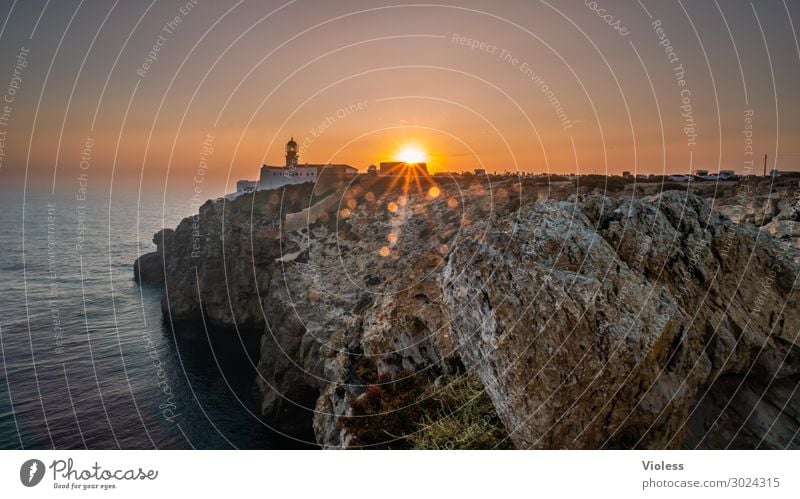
0, 0, 798, 198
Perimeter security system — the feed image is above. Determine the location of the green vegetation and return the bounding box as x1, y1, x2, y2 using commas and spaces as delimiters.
575, 174, 633, 193
340, 362, 513, 449
410, 373, 514, 450
339, 370, 431, 449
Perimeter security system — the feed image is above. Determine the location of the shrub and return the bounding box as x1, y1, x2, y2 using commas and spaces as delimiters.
339, 370, 432, 449
410, 373, 514, 450
575, 175, 632, 193
339, 367, 513, 449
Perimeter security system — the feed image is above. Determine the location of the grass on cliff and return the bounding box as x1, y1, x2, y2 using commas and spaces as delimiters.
410, 373, 514, 450
339, 369, 429, 448
340, 362, 513, 449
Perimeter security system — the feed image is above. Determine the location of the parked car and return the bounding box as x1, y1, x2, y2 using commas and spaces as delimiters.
667, 175, 694, 182
698, 172, 737, 181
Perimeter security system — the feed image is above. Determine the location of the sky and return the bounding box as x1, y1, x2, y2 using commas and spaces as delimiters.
0, 0, 798, 199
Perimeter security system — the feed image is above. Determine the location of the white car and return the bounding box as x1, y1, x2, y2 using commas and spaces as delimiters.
667, 175, 694, 182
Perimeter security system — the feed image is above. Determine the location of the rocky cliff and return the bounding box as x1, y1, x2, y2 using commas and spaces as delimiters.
711, 176, 800, 259
135, 175, 800, 449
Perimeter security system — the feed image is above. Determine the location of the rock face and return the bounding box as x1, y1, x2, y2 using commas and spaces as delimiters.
133, 231, 170, 283
712, 176, 800, 257
135, 177, 800, 449
442, 191, 799, 448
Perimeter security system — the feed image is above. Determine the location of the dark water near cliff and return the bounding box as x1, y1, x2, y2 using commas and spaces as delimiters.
0, 190, 293, 449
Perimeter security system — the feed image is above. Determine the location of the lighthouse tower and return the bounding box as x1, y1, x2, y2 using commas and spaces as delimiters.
285, 137, 299, 167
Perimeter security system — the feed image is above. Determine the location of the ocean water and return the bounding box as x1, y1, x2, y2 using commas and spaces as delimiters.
0, 189, 292, 449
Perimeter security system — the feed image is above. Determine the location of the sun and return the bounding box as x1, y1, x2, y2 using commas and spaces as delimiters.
396, 145, 427, 164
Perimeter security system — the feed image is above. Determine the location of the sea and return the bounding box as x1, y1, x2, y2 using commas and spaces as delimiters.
0, 187, 297, 449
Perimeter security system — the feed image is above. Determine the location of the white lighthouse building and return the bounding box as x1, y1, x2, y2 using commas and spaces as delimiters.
233, 138, 358, 196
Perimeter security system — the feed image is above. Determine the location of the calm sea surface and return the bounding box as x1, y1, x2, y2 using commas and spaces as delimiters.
0, 189, 292, 449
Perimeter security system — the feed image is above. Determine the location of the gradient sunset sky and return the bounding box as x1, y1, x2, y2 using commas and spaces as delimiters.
0, 0, 798, 198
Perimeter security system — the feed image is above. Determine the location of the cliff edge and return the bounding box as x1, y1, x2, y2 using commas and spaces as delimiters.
135, 176, 800, 448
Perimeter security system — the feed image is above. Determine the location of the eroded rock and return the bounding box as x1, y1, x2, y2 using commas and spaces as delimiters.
135, 177, 800, 449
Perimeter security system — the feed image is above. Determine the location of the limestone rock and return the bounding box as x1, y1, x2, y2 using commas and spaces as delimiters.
441, 191, 799, 448
136, 177, 800, 449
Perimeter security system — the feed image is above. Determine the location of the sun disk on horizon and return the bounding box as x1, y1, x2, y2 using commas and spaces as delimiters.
396, 145, 427, 164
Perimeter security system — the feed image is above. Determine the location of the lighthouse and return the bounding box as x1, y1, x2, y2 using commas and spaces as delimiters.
230, 137, 358, 194
285, 137, 299, 167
